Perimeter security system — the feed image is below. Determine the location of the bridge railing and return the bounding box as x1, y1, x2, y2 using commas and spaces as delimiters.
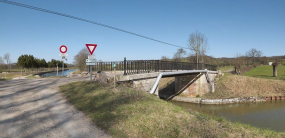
89, 58, 217, 75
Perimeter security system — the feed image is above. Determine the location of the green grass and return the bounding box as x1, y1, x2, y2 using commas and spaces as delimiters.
59, 81, 285, 137
217, 66, 234, 72
282, 59, 285, 65
0, 68, 22, 72
0, 73, 22, 80
244, 65, 285, 80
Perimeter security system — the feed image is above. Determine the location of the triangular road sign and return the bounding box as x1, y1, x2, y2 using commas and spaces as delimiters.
85, 44, 97, 55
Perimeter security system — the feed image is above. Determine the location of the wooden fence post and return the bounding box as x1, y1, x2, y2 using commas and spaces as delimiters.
124, 57, 127, 75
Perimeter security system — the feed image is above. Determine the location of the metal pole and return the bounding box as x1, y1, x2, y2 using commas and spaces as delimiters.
62, 60, 64, 76
114, 68, 116, 88
90, 65, 92, 82
57, 65, 58, 76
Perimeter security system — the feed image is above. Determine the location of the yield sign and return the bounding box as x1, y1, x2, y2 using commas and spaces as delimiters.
85, 44, 97, 55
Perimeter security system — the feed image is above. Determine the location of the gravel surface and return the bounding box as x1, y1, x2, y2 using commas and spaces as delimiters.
0, 77, 110, 138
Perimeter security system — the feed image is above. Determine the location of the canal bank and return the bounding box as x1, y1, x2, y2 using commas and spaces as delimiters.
168, 74, 285, 133
173, 100, 285, 132
171, 96, 267, 104
59, 81, 285, 137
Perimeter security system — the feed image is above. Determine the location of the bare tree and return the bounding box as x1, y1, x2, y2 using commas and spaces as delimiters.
187, 53, 196, 63
0, 56, 3, 64
173, 48, 186, 62
161, 56, 170, 61
200, 42, 209, 64
74, 48, 90, 72
0, 56, 3, 72
245, 48, 262, 65
3, 53, 10, 72
260, 56, 269, 65
187, 30, 209, 66
233, 54, 244, 75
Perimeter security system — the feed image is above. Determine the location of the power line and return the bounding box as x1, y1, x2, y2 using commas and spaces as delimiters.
0, 0, 188, 49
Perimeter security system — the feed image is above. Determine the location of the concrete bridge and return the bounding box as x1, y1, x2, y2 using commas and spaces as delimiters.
92, 58, 218, 99
115, 69, 219, 100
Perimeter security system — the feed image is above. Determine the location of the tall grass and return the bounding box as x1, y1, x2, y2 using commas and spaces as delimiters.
204, 74, 285, 99
0, 72, 22, 81
60, 81, 285, 137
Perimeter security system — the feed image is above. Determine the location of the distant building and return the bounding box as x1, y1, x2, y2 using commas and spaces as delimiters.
269, 62, 273, 65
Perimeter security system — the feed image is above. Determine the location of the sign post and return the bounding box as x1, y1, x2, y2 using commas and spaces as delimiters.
85, 44, 98, 83
56, 63, 58, 76
59, 45, 68, 76
62, 58, 64, 76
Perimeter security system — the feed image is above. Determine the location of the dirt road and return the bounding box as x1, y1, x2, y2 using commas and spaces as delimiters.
0, 77, 110, 138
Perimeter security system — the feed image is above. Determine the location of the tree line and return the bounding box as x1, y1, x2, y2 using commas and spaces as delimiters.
17, 54, 67, 69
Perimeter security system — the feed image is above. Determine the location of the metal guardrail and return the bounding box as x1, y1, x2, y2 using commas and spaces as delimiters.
88, 58, 217, 75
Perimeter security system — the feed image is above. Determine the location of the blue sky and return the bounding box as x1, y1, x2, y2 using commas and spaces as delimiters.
0, 0, 284, 64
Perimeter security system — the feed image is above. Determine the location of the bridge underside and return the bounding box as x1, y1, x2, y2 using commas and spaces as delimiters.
117, 70, 218, 99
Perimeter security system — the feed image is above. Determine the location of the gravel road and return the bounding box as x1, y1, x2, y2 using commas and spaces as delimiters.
0, 77, 110, 138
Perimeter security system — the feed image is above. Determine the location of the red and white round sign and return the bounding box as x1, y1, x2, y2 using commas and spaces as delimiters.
59, 45, 67, 53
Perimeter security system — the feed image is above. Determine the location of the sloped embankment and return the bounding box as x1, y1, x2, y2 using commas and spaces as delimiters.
204, 75, 285, 99
59, 81, 285, 137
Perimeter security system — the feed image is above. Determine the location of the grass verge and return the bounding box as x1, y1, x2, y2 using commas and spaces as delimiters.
59, 81, 285, 137
204, 74, 285, 99
26, 76, 38, 79
0, 73, 23, 81
244, 65, 285, 80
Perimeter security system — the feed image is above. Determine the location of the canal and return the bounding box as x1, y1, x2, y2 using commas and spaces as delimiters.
40, 69, 77, 77
173, 101, 285, 132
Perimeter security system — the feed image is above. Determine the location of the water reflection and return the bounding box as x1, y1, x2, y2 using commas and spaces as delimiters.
173, 101, 285, 132
40, 69, 76, 77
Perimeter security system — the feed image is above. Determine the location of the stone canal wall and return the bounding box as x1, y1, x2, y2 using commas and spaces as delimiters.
172, 96, 267, 104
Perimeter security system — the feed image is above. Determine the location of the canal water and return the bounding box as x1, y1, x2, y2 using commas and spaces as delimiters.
40, 69, 77, 77
173, 101, 285, 132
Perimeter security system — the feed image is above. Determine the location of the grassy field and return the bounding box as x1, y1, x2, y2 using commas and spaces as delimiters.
204, 74, 285, 99
0, 72, 24, 81
59, 81, 285, 137
243, 65, 285, 80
